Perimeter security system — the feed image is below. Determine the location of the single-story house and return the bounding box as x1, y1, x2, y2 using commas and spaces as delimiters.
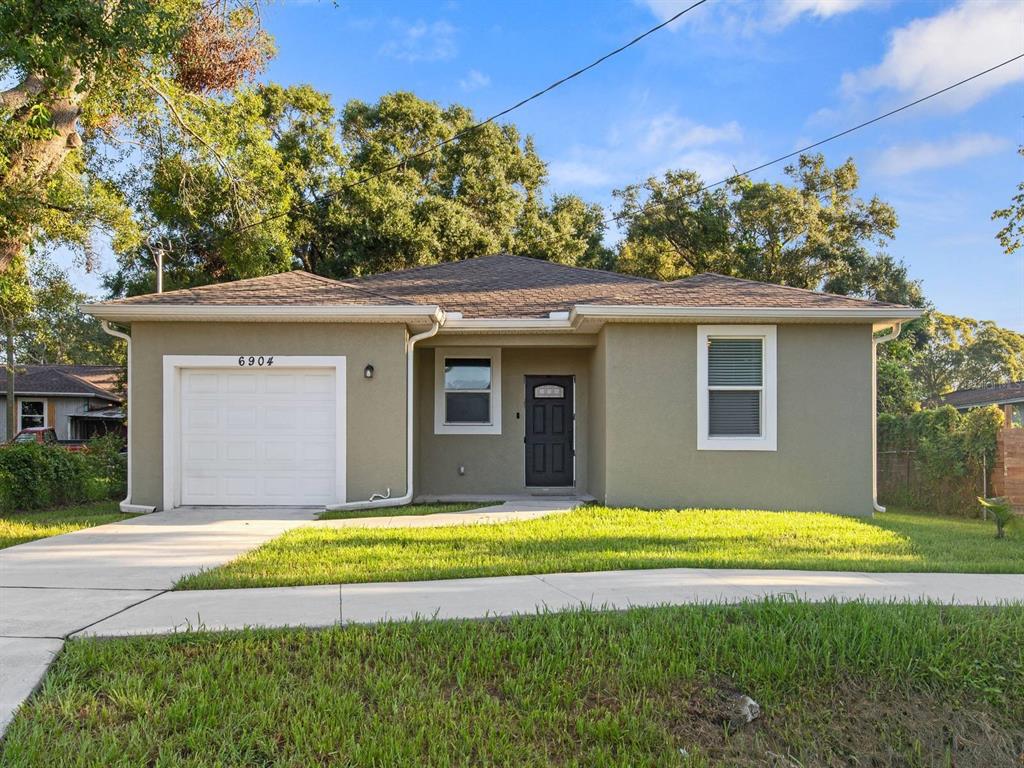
83, 254, 920, 516
1, 364, 125, 441
942, 382, 1024, 429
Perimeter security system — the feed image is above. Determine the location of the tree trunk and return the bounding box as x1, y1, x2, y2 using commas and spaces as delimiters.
4, 320, 15, 441
0, 71, 86, 271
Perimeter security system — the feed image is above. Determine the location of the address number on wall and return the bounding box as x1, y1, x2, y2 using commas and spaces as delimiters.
238, 356, 274, 367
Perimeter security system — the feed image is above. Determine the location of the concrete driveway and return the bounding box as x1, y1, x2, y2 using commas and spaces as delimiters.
0, 506, 319, 734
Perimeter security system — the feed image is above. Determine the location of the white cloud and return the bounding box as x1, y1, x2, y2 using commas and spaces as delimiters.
637, 0, 870, 33
842, 1, 1024, 111
548, 113, 744, 190
875, 133, 1010, 176
772, 0, 872, 24
380, 20, 457, 63
459, 69, 490, 92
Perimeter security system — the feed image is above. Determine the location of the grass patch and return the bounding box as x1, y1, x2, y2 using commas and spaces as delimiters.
0, 501, 134, 549
319, 501, 499, 521
179, 505, 1024, 590
3, 602, 1022, 766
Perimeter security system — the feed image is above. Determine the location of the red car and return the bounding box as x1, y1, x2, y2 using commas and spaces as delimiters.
6, 427, 88, 452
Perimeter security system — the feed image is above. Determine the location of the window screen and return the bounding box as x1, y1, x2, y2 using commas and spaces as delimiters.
443, 358, 491, 424
707, 338, 763, 437
19, 400, 45, 430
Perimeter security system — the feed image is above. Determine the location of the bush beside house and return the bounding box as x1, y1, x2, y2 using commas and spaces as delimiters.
0, 435, 126, 513
878, 405, 1004, 515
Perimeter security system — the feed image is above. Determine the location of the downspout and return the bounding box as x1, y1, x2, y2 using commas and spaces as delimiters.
100, 321, 156, 514
325, 317, 442, 511
872, 322, 903, 514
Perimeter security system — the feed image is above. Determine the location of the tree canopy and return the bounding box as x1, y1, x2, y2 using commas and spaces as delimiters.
611, 154, 921, 305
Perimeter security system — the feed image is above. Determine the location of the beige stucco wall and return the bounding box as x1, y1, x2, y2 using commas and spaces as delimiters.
128, 322, 408, 509
595, 323, 875, 516
414, 346, 591, 496
587, 331, 607, 502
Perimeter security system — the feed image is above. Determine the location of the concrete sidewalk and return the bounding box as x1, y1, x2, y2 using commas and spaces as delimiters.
75, 567, 1024, 638
0, 497, 579, 733
0, 505, 320, 734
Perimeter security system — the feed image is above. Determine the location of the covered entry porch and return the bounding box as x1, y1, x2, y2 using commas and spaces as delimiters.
413, 337, 597, 500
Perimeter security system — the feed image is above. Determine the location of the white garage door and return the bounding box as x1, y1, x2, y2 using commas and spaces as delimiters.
179, 368, 337, 506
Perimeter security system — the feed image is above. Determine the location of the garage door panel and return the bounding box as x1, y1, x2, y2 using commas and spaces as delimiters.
179, 367, 338, 506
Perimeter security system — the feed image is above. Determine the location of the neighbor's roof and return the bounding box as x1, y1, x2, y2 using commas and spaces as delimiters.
85, 253, 913, 320
942, 381, 1024, 409
0, 365, 122, 401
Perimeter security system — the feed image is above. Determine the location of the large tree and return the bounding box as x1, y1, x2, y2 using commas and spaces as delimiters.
1, 0, 274, 418
993, 145, 1024, 254
911, 312, 1024, 403
612, 154, 921, 304
108, 89, 611, 292
16, 257, 119, 366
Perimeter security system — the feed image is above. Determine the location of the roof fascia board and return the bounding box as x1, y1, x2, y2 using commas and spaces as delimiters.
80, 303, 445, 323
0, 390, 120, 400
439, 317, 574, 332
571, 305, 923, 322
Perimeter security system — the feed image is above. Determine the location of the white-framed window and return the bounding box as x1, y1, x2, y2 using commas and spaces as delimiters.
434, 348, 501, 435
18, 398, 47, 431
697, 325, 776, 451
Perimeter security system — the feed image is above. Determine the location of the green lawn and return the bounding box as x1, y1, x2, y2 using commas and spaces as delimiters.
319, 501, 498, 521
178, 505, 1024, 590
0, 501, 135, 549
3, 602, 1022, 767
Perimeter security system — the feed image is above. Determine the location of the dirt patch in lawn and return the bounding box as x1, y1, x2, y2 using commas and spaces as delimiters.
664, 677, 1024, 767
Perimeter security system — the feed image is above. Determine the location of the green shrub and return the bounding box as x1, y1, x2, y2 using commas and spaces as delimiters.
0, 436, 126, 512
879, 405, 1004, 515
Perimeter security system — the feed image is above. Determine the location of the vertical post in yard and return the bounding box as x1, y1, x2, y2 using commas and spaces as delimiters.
981, 454, 987, 520
156, 250, 163, 293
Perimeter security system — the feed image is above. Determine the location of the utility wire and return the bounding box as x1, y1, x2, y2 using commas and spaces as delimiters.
225, 0, 711, 238
587, 52, 1024, 236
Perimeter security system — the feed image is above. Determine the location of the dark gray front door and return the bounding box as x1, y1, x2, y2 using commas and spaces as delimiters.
524, 375, 574, 487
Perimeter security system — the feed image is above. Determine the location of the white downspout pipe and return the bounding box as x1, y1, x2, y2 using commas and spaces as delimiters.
325, 318, 442, 511
872, 322, 903, 514
100, 320, 156, 514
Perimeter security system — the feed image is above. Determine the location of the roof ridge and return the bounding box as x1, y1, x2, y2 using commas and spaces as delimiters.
350, 253, 660, 286
664, 272, 904, 308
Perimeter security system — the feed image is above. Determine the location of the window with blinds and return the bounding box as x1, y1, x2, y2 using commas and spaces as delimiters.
697, 325, 777, 451
707, 338, 763, 437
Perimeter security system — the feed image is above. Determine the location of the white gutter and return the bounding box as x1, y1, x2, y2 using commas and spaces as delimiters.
99, 321, 156, 514
572, 305, 923, 323
871, 322, 903, 514
325, 318, 442, 511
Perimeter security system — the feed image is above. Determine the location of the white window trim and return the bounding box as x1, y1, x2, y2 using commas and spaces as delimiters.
697, 325, 777, 451
162, 355, 347, 511
17, 398, 48, 431
433, 347, 502, 435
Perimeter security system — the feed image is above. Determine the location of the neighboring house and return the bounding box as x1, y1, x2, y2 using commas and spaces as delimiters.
942, 382, 1024, 429
0, 365, 125, 441
84, 254, 920, 516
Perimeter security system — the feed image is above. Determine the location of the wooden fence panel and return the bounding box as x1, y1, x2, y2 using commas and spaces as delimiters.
992, 427, 1024, 511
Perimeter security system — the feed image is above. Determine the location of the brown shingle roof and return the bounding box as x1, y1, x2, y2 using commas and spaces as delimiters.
605, 272, 905, 310
942, 381, 1024, 408
347, 254, 656, 318
100, 270, 415, 307
89, 254, 911, 318
0, 365, 122, 401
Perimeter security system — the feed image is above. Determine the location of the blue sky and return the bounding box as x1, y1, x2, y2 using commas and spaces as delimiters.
66, 0, 1024, 329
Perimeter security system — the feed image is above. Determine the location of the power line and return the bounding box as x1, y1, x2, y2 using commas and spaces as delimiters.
589, 52, 1024, 236
226, 0, 711, 238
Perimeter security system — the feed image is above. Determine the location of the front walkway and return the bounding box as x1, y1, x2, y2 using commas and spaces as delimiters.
0, 497, 580, 734
74, 568, 1024, 639
2, 498, 1023, 734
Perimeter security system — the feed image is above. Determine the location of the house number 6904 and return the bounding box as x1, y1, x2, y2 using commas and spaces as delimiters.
238, 356, 274, 367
